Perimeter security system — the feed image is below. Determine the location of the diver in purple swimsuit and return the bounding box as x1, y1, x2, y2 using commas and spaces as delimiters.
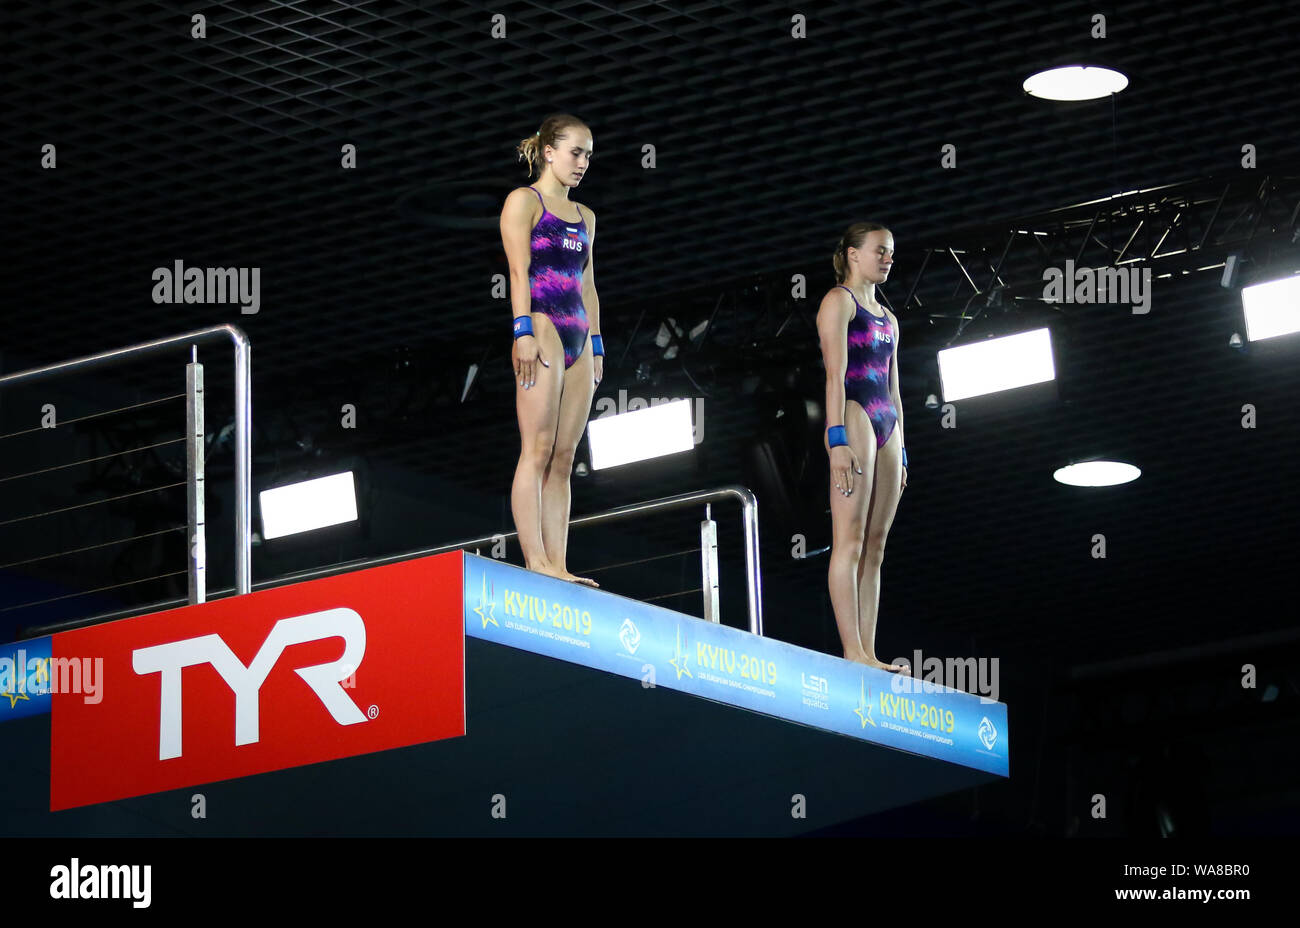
816, 222, 910, 672
499, 114, 602, 587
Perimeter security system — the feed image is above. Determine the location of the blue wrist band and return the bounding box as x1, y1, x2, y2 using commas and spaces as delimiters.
827, 425, 848, 448
591, 334, 604, 356
902, 447, 909, 468
513, 316, 533, 339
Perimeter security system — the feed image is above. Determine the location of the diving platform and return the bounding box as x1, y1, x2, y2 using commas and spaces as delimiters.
0, 551, 1007, 836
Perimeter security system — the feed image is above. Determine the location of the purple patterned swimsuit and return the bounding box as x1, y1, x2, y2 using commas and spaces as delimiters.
837, 284, 897, 448
526, 186, 590, 368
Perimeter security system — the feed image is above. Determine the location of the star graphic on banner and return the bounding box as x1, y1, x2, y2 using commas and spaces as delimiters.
853, 676, 875, 728
3, 655, 51, 709
472, 573, 498, 629
668, 625, 693, 680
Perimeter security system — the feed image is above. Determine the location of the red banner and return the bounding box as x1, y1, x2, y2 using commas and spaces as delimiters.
50, 551, 465, 810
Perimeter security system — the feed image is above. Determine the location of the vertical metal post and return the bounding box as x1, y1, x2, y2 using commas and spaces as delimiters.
233, 334, 252, 594
185, 350, 206, 604
700, 503, 720, 623
740, 493, 763, 636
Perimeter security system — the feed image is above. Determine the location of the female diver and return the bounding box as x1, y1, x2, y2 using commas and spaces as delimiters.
816, 222, 910, 671
499, 114, 602, 586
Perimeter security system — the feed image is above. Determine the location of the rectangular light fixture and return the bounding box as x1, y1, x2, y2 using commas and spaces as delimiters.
587, 399, 695, 470
259, 471, 358, 540
1242, 274, 1300, 341
937, 327, 1056, 402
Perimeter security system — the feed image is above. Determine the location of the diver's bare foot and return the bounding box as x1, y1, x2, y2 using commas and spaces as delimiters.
530, 562, 599, 587
845, 652, 911, 674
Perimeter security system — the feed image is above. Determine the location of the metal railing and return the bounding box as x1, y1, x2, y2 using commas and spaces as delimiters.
0, 326, 253, 601
21, 485, 765, 637
2, 330, 767, 638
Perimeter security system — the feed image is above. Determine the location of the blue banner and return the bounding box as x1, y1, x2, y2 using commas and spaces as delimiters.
0, 636, 53, 722
464, 553, 1009, 776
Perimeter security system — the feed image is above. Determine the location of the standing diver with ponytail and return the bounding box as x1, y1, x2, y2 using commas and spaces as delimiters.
498, 114, 602, 586
816, 222, 910, 671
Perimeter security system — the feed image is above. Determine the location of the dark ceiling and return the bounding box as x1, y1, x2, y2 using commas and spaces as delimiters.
2, 0, 1299, 834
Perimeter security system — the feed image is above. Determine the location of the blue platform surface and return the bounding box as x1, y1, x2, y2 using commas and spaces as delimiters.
465, 554, 1009, 777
